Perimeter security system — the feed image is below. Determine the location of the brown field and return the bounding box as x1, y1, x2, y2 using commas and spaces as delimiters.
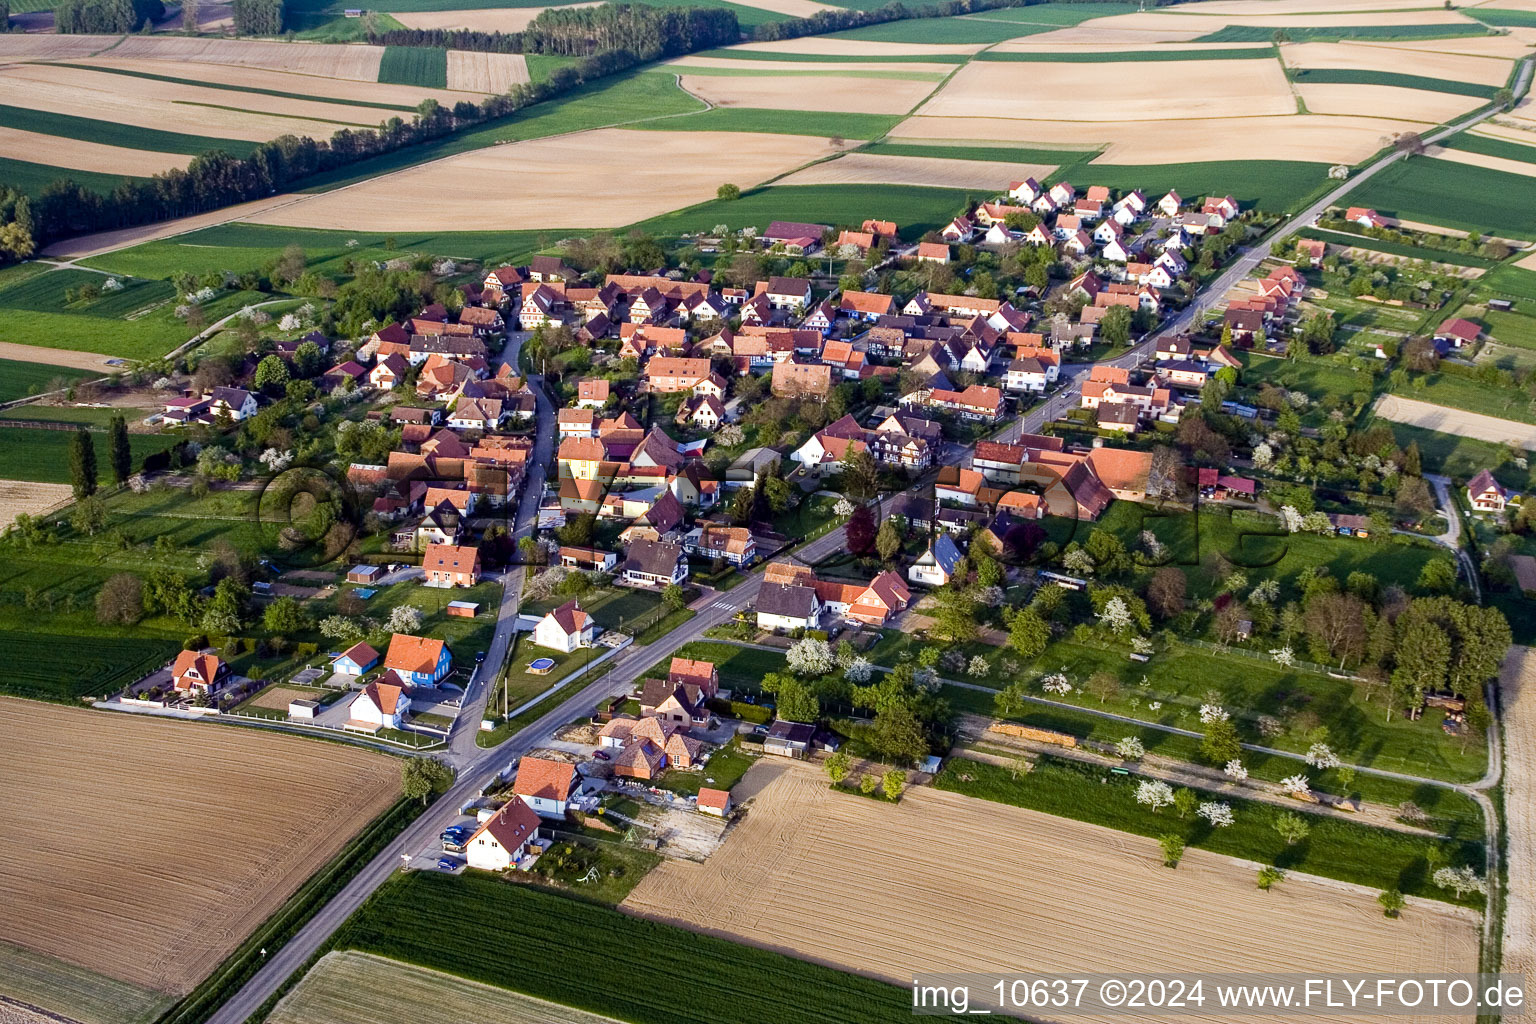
1135, 7, 1476, 27
393, 4, 600, 31
1293, 82, 1482, 123
0, 126, 188, 177
731, 37, 987, 55
0, 698, 401, 1002
727, 0, 840, 14
0, 65, 375, 142
104, 36, 385, 81
1501, 645, 1536, 984
76, 56, 489, 107
1374, 394, 1536, 449
669, 55, 956, 73
0, 34, 116, 59
1361, 34, 1536, 59
0, 1002, 53, 1024
989, 38, 1271, 53
0, 342, 124, 371
270, 951, 625, 1024
776, 152, 1056, 189
1518, 249, 1536, 271
890, 112, 1419, 164
0, 481, 72, 532
246, 685, 324, 712
678, 72, 936, 114
623, 760, 1479, 1024
445, 50, 530, 92
1423, 146, 1536, 179
1175, 0, 1456, 12
1281, 40, 1514, 84
246, 128, 841, 230
918, 58, 1294, 121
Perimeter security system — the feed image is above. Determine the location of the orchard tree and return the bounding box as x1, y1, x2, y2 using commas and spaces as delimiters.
1273, 812, 1311, 845
1008, 608, 1049, 659
96, 572, 144, 625
824, 750, 851, 785
882, 769, 906, 799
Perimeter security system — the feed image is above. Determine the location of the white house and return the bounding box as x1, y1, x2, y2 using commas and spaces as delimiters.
1157, 190, 1182, 217
512, 755, 578, 818
909, 533, 962, 587
755, 582, 822, 632
207, 387, 258, 421
346, 680, 409, 731
532, 599, 595, 652
464, 798, 542, 871
1008, 177, 1041, 203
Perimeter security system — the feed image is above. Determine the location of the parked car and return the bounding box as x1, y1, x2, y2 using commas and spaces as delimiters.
437, 857, 459, 871
475, 651, 486, 664
592, 750, 610, 761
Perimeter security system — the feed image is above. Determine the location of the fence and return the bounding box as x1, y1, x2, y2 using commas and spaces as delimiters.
223, 710, 446, 749
1180, 637, 1364, 681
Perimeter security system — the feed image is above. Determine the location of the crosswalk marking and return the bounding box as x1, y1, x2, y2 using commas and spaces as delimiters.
711, 600, 738, 611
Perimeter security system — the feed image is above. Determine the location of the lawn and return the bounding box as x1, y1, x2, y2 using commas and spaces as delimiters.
0, 156, 141, 200
632, 105, 901, 139
632, 183, 974, 240
642, 640, 784, 696
527, 833, 662, 904
1345, 157, 1536, 240
332, 872, 917, 1024
1289, 68, 1495, 100
1238, 351, 1380, 407
654, 736, 757, 796
377, 46, 448, 88
0, 629, 178, 701
47, 61, 418, 113
1479, 308, 1536, 350
1395, 373, 1536, 424
935, 757, 1484, 905
0, 426, 180, 484
522, 585, 662, 631
0, 360, 95, 404
0, 103, 260, 158
1198, 22, 1491, 42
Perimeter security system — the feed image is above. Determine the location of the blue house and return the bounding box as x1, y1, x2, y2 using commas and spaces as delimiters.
384, 633, 453, 687
332, 641, 380, 676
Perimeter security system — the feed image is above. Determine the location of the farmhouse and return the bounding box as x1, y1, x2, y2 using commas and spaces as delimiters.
422, 543, 481, 587
533, 599, 596, 653
464, 798, 542, 871
172, 650, 226, 693
383, 634, 453, 687
512, 755, 578, 818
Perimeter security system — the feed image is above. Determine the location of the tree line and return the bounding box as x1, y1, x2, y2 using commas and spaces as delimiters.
369, 4, 740, 59
231, 0, 282, 34
54, 0, 162, 32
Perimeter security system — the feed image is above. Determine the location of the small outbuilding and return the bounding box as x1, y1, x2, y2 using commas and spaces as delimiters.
763, 720, 815, 758
332, 641, 380, 676
697, 787, 732, 817
346, 564, 384, 584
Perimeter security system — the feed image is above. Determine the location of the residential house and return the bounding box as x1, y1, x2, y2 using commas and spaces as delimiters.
208, 387, 258, 421
1345, 206, 1389, 229
941, 216, 975, 243
1435, 318, 1481, 348
645, 356, 712, 393
384, 634, 453, 687
369, 354, 410, 390
1008, 177, 1042, 203
756, 582, 822, 632
559, 546, 618, 572
1468, 469, 1509, 513
676, 394, 725, 430
464, 798, 541, 871
575, 378, 611, 409
622, 538, 689, 587
915, 242, 950, 264
331, 641, 379, 676
840, 291, 896, 321
1297, 237, 1327, 266
763, 720, 815, 758
764, 276, 812, 310
1097, 402, 1141, 433
533, 599, 596, 653
346, 680, 409, 731
172, 650, 226, 693
1157, 190, 1183, 217
512, 755, 578, 818
909, 533, 963, 587
684, 525, 756, 566
422, 542, 480, 587
447, 397, 504, 432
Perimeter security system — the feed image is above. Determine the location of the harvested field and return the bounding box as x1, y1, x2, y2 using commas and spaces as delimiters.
246, 128, 840, 230
1501, 645, 1536, 984
0, 698, 401, 1003
669, 55, 955, 73
1145, 8, 1477, 27
394, 4, 600, 32
0, 341, 131, 372
730, 37, 987, 55
988, 38, 1271, 53
0, 35, 116, 59
1472, 121, 1536, 146
74, 57, 484, 108
1293, 82, 1482, 122
919, 57, 1294, 121
1425, 145, 1536, 178
104, 36, 385, 82
0, 127, 187, 177
445, 50, 530, 92
0, 65, 374, 142
890, 112, 1420, 164
727, 0, 839, 13
677, 72, 935, 114
1177, 0, 1456, 12
1280, 40, 1515, 84
775, 151, 1056, 188
246, 685, 323, 712
1358, 33, 1536, 58
0, 1000, 52, 1024
1374, 393, 1536, 449
1520, 249, 1536, 271
623, 760, 1479, 1024
0, 480, 71, 531
271, 951, 626, 1024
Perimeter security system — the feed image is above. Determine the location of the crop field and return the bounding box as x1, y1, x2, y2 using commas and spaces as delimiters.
820, 15, 1055, 44
0, 628, 177, 702
977, 45, 1271, 61
1289, 68, 1496, 99
394, 5, 602, 32
677, 69, 938, 114
776, 151, 1056, 189
1280, 40, 1515, 86
0, 940, 171, 1024
1346, 157, 1536, 239
1296, 82, 1483, 124
0, 698, 402, 1018
632, 105, 901, 138
0, 155, 141, 200
1196, 22, 1491, 43
1447, 131, 1536, 165
333, 871, 915, 1024
0, 426, 179, 485
623, 760, 1479, 1023
0, 103, 259, 158
0, 359, 94, 404
65, 59, 463, 111
247, 128, 841, 230
379, 46, 449, 88
445, 50, 531, 91
270, 952, 627, 1024
632, 182, 973, 239
1375, 393, 1536, 448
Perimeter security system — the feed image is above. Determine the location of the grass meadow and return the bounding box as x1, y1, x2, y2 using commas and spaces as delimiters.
0, 156, 141, 200
0, 359, 95, 404
0, 426, 180, 484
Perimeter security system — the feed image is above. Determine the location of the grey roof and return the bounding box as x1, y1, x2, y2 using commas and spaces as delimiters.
1098, 403, 1141, 425
929, 533, 962, 575
623, 538, 684, 578
767, 719, 816, 744
756, 582, 819, 619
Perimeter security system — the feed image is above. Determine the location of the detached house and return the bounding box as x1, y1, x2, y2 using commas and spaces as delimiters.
684, 525, 756, 566
764, 276, 812, 310
422, 542, 480, 587
383, 633, 453, 687
533, 599, 596, 653
208, 387, 258, 421
622, 538, 689, 587
909, 533, 963, 587
172, 650, 226, 693
464, 799, 541, 872
513, 756, 578, 818
756, 582, 822, 632
1467, 469, 1509, 513
346, 679, 409, 731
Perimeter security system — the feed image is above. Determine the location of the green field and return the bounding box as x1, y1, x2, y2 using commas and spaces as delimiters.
1081, 160, 1332, 215
953, 1, 1141, 23
0, 425, 180, 484
1239, 351, 1379, 404
1395, 373, 1536, 424
976, 46, 1272, 62
633, 182, 974, 239
1290, 67, 1495, 99
0, 629, 178, 701
48, 61, 419, 113
937, 757, 1484, 904
822, 13, 1055, 43
1480, 308, 1536, 350
333, 872, 916, 1024
1372, 418, 1536, 490
0, 103, 259, 158
0, 360, 96, 404
378, 46, 449, 88
285, 0, 551, 10
1345, 157, 1536, 240
0, 156, 139, 200
634, 106, 902, 139
1198, 23, 1491, 42
1443, 130, 1536, 165
691, 47, 970, 63
1480, 264, 1536, 302
1295, 227, 1495, 268
524, 54, 584, 83
1469, 8, 1536, 27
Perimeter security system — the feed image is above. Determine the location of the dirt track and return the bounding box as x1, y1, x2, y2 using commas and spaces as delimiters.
0, 699, 400, 999
1499, 646, 1536, 983
0, 482, 73, 532
1373, 394, 1536, 450
622, 760, 1478, 1024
